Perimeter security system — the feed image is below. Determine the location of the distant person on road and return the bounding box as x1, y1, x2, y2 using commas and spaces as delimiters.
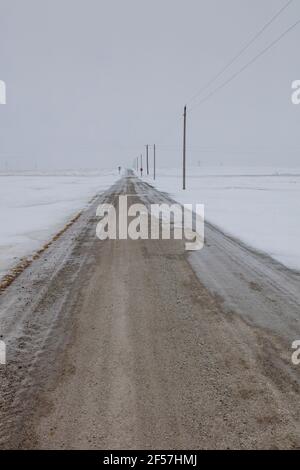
118, 166, 121, 175
140, 167, 143, 177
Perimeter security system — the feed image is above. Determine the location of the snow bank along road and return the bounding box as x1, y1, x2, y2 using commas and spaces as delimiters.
0, 174, 299, 449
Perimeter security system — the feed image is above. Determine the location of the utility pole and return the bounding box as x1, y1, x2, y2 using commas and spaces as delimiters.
153, 144, 156, 180
140, 153, 143, 177
146, 145, 149, 176
136, 156, 139, 172
183, 105, 187, 190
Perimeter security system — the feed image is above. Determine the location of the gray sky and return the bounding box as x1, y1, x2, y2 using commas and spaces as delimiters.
0, 0, 300, 170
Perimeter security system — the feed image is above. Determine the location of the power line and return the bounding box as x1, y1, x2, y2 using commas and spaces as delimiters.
187, 0, 294, 106
153, 2, 298, 170
156, 2, 295, 149
189, 17, 300, 112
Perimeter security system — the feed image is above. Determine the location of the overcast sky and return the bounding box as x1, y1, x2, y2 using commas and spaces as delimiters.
0, 0, 300, 170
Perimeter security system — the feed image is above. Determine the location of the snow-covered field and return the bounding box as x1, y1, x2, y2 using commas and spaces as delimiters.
143, 167, 300, 271
0, 170, 119, 278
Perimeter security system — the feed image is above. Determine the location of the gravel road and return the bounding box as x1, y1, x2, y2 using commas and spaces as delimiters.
0, 174, 299, 449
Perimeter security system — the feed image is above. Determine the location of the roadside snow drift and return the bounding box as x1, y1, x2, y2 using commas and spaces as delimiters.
0, 170, 118, 278
143, 167, 300, 272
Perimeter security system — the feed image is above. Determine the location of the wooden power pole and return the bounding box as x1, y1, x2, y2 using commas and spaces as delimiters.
153, 144, 156, 180
183, 105, 187, 190
146, 145, 149, 176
